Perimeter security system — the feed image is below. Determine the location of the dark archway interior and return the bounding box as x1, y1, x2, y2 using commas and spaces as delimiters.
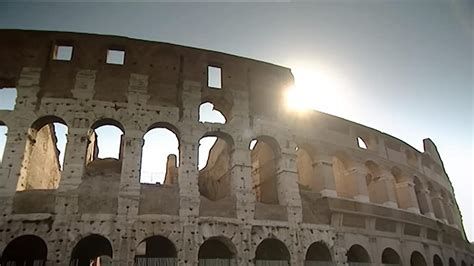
198, 238, 234, 259
434, 255, 444, 266
136, 236, 177, 258
305, 242, 331, 261
410, 251, 427, 266
346, 245, 370, 263
450, 258, 457, 266
70, 234, 113, 266
381, 248, 400, 264
255, 239, 290, 261
1, 235, 47, 266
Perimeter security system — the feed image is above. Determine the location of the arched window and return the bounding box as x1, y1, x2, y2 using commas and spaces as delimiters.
198, 133, 233, 201
0, 121, 7, 164
433, 254, 444, 266
410, 251, 427, 266
346, 244, 370, 264
1, 235, 47, 266
296, 147, 314, 191
134, 235, 176, 265
357, 137, 368, 149
199, 102, 226, 124
140, 124, 179, 184
255, 238, 290, 265
450, 258, 457, 266
0, 87, 17, 110
17, 116, 68, 191
198, 237, 235, 265
88, 119, 124, 161
381, 248, 400, 265
250, 137, 280, 204
70, 234, 113, 266
305, 241, 332, 263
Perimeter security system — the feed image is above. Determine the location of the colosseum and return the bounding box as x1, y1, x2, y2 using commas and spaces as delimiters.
0, 30, 472, 266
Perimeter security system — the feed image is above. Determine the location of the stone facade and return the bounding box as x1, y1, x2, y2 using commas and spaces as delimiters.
0, 30, 472, 266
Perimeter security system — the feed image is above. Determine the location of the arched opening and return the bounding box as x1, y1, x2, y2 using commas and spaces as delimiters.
0, 122, 7, 164
1, 235, 47, 266
357, 137, 368, 149
410, 251, 427, 266
305, 241, 332, 264
134, 235, 177, 265
17, 116, 68, 191
332, 155, 357, 199
364, 160, 397, 206
296, 147, 314, 191
450, 258, 457, 266
346, 244, 370, 264
381, 248, 400, 265
199, 102, 226, 124
250, 137, 280, 204
0, 87, 17, 110
70, 234, 113, 266
87, 119, 124, 162
140, 124, 179, 185
198, 237, 235, 265
461, 260, 466, 266
255, 238, 290, 265
434, 254, 444, 266
198, 133, 233, 201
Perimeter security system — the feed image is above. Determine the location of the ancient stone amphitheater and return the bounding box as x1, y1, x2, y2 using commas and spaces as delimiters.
0, 30, 472, 266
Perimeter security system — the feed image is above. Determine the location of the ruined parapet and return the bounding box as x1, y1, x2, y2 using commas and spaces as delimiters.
0, 30, 472, 266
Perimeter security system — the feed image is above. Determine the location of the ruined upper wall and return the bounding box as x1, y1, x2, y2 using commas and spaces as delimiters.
0, 29, 293, 116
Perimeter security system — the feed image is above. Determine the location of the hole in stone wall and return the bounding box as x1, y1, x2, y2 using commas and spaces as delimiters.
255, 238, 290, 262
381, 248, 401, 265
135, 236, 177, 262
346, 244, 370, 263
106, 49, 125, 65
1, 235, 47, 265
140, 127, 179, 185
208, 66, 222, 89
70, 234, 113, 266
199, 238, 235, 261
305, 241, 332, 262
357, 137, 368, 149
199, 102, 226, 124
52, 45, 73, 61
198, 135, 232, 201
0, 88, 17, 110
17, 116, 68, 191
0, 123, 7, 164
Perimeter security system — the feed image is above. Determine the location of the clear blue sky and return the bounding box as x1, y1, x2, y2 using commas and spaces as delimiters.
0, 1, 472, 240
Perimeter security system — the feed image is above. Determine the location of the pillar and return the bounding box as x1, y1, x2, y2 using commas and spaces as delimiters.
416, 188, 435, 218
395, 180, 420, 213
312, 154, 337, 197
277, 150, 302, 224
230, 143, 255, 221
178, 134, 200, 217
348, 166, 370, 203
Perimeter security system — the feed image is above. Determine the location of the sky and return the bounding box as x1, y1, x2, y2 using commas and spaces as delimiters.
0, 1, 472, 241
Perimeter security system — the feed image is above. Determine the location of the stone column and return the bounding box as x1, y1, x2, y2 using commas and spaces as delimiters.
348, 166, 370, 203
431, 191, 447, 222
117, 130, 144, 218
0, 126, 29, 197
416, 188, 435, 218
443, 197, 455, 225
312, 154, 337, 197
277, 150, 302, 224
395, 180, 420, 213
178, 133, 200, 217
369, 173, 398, 208
55, 126, 89, 215
230, 143, 255, 221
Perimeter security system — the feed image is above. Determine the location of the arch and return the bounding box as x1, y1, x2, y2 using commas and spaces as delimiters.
450, 258, 457, 266
255, 238, 290, 263
332, 153, 358, 199
146, 122, 180, 139
434, 254, 444, 266
70, 234, 113, 266
1, 235, 47, 266
381, 247, 400, 265
410, 251, 427, 266
357, 137, 368, 149
251, 136, 281, 204
87, 118, 124, 161
199, 101, 227, 124
134, 235, 177, 265
140, 125, 180, 184
17, 116, 69, 191
198, 132, 233, 201
296, 146, 314, 191
346, 244, 370, 263
198, 237, 236, 265
305, 241, 332, 262
461, 260, 466, 266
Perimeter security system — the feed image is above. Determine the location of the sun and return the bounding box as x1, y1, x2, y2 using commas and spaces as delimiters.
285, 65, 349, 114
